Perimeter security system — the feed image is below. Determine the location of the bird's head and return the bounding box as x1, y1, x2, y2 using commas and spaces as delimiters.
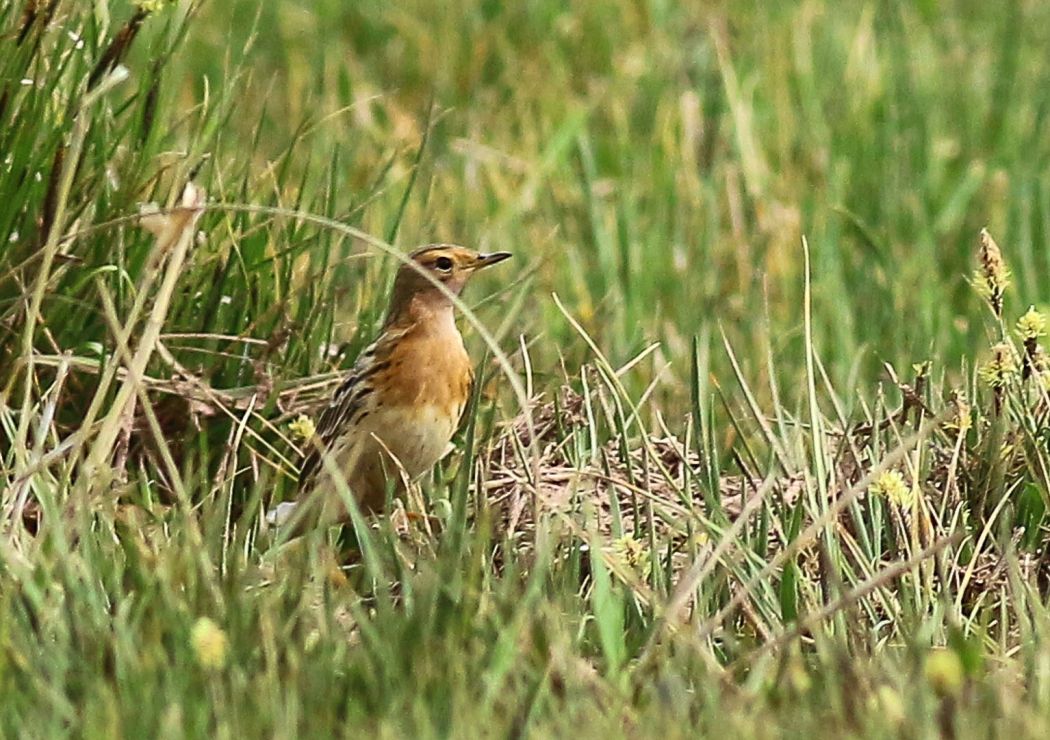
386, 244, 512, 323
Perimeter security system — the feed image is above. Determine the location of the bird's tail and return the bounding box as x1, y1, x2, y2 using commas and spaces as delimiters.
265, 501, 298, 528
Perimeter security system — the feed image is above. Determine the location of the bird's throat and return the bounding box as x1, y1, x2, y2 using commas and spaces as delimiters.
386, 290, 458, 334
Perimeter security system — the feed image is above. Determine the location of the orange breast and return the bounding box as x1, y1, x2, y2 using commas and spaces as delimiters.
374, 327, 473, 420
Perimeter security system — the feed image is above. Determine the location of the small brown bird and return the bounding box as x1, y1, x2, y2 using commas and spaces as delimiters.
267, 245, 511, 532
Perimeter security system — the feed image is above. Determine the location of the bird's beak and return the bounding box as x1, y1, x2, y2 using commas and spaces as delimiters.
473, 251, 512, 269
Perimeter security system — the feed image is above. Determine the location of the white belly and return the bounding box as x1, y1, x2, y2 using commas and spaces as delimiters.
351, 404, 458, 479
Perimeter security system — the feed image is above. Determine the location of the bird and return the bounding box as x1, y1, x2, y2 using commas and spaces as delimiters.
267, 244, 512, 534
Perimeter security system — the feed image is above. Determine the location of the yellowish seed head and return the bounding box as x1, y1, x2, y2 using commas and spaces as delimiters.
289, 414, 316, 443
1017, 306, 1047, 341
190, 617, 229, 671
871, 685, 906, 728
870, 469, 913, 508
974, 228, 1011, 315
924, 649, 964, 697
979, 342, 1017, 388
611, 535, 651, 576
952, 394, 972, 433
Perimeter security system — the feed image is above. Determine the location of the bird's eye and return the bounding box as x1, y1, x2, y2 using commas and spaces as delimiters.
434, 256, 454, 272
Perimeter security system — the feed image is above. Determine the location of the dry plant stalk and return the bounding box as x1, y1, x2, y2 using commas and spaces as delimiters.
82, 183, 206, 483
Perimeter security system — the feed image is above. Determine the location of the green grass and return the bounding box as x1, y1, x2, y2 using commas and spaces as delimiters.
4, 0, 1050, 736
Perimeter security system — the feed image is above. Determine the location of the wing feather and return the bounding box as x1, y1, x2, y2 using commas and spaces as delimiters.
297, 327, 409, 492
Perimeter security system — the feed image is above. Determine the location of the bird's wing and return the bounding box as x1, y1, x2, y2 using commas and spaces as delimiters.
297, 326, 411, 493
458, 364, 475, 426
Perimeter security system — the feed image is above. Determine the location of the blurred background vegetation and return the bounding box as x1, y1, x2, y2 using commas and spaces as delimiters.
176, 0, 1050, 399
8, 0, 1050, 413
